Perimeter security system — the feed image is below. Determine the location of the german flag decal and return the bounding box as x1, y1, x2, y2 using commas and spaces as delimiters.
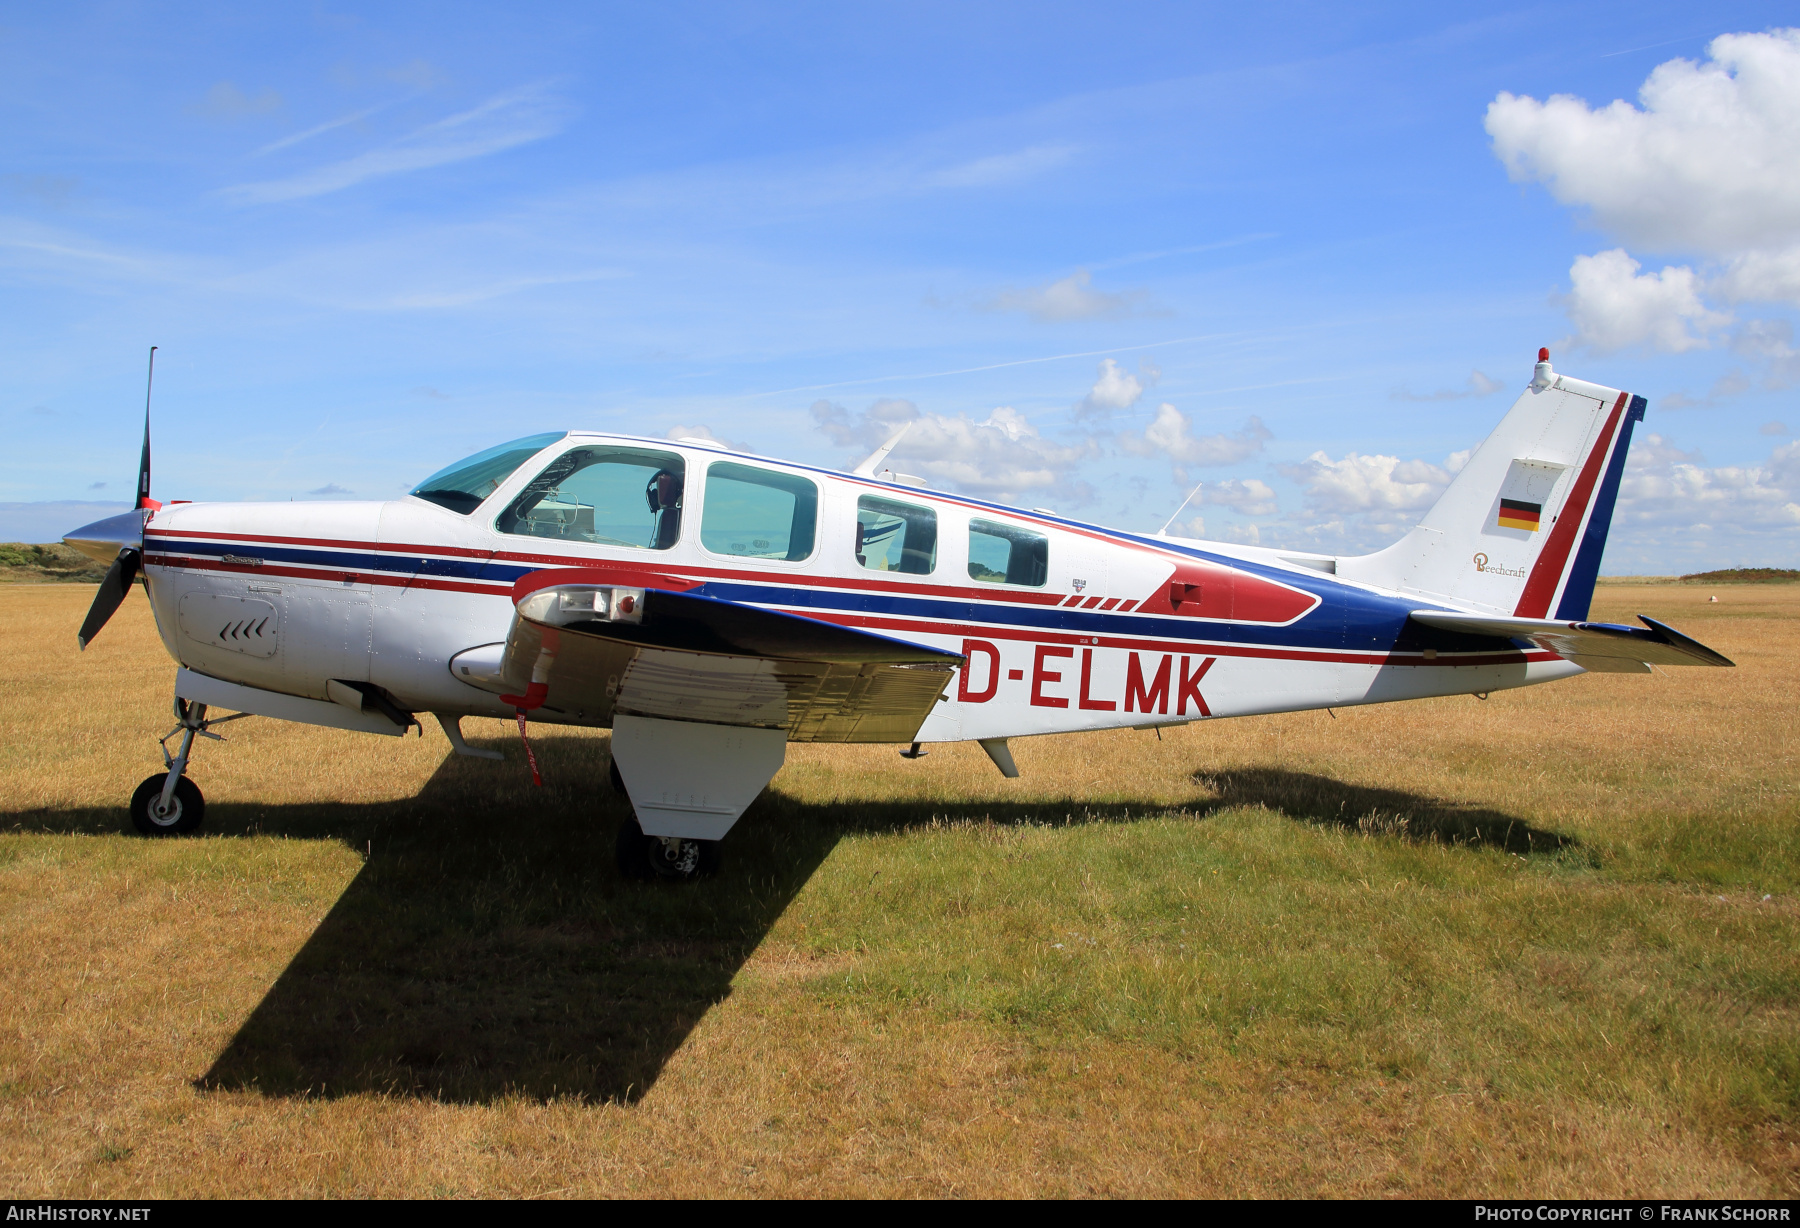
1497, 498, 1542, 531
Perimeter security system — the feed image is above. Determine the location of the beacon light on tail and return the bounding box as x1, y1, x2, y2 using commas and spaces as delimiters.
64, 347, 1731, 879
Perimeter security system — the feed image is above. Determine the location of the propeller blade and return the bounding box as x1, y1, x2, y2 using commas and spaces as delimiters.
136, 346, 158, 510
76, 347, 159, 649
137, 414, 152, 507
77, 548, 141, 651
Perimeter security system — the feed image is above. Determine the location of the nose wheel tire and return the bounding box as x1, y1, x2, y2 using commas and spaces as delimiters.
129, 774, 205, 836
615, 816, 719, 882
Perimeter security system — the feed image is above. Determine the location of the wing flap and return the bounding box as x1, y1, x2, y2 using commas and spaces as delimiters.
1408, 609, 1733, 668
492, 570, 961, 742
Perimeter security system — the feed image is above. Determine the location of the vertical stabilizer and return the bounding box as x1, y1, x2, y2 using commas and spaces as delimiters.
1338, 353, 1644, 620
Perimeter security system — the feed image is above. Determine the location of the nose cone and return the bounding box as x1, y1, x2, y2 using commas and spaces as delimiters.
64, 509, 148, 565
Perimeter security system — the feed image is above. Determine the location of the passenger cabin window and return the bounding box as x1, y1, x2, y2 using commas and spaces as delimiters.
496, 445, 685, 549
968, 518, 1048, 587
855, 495, 937, 575
700, 463, 818, 561
409, 432, 565, 515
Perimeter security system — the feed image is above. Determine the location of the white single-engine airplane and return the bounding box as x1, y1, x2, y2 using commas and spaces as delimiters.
65, 349, 1731, 880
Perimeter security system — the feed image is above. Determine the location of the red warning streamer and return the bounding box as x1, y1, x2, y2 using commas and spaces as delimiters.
515, 709, 544, 787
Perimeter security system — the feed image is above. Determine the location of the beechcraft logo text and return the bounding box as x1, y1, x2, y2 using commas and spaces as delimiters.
1473, 552, 1527, 578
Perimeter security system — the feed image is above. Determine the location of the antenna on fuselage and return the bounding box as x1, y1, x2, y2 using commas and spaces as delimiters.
1155, 479, 1203, 536
852, 421, 913, 477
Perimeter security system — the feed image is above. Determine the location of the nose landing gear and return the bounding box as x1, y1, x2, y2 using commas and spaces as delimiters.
130, 773, 204, 835
128, 698, 249, 837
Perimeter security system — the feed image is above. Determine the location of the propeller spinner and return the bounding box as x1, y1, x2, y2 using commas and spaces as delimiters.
65, 347, 159, 650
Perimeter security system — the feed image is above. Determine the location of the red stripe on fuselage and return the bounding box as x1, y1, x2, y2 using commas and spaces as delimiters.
145, 552, 511, 596
150, 527, 494, 559
144, 552, 1550, 670
146, 530, 1321, 625
146, 554, 415, 589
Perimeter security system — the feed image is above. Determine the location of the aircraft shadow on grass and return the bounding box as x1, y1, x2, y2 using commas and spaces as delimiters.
1190, 767, 1578, 854
6, 739, 1571, 1106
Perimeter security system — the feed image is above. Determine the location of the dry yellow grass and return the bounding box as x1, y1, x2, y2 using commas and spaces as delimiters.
0, 581, 1795, 1197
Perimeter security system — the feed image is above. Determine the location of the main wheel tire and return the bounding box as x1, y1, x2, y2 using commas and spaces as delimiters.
614, 816, 719, 882
130, 774, 205, 836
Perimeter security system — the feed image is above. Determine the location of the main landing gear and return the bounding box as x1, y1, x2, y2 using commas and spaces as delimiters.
614, 816, 721, 883
128, 698, 248, 837
610, 764, 722, 882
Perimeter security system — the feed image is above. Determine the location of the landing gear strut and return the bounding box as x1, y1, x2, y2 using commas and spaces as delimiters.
615, 816, 720, 882
128, 698, 248, 837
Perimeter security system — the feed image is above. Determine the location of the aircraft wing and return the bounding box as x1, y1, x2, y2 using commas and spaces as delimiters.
1408, 609, 1734, 672
490, 569, 963, 743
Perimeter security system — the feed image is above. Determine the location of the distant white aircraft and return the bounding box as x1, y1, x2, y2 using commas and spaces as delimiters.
66, 349, 1730, 880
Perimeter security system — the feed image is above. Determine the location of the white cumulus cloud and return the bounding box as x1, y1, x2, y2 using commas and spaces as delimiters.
1565, 249, 1732, 353
1120, 404, 1271, 473
1486, 30, 1800, 256
1615, 433, 1800, 537
1283, 452, 1451, 515
1732, 318, 1800, 388
982, 269, 1150, 322
1078, 358, 1148, 417
1214, 522, 1264, 546
1487, 29, 1800, 367
811, 398, 1094, 500
1203, 478, 1279, 517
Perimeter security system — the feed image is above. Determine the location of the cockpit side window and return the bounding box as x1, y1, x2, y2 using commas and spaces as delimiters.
968, 518, 1048, 586
409, 432, 565, 515
855, 495, 937, 575
496, 446, 686, 550
700, 462, 818, 561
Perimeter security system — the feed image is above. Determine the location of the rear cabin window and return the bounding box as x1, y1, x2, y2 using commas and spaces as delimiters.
700, 462, 818, 561
968, 518, 1048, 587
855, 495, 937, 575
495, 445, 685, 549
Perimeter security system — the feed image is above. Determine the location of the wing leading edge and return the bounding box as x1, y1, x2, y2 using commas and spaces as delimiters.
490, 569, 963, 743
1408, 609, 1733, 672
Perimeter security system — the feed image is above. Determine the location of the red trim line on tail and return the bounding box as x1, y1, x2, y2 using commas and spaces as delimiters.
1514, 392, 1628, 619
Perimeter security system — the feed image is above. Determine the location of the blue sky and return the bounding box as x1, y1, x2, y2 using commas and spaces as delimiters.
3, 2, 1796, 570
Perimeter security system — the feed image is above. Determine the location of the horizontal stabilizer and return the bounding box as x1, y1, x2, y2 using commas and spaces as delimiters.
1408, 610, 1733, 668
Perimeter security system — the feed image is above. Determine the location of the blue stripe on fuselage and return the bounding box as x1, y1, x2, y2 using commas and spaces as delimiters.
150, 537, 495, 583
150, 532, 1497, 658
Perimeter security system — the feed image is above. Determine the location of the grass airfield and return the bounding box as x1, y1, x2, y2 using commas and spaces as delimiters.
0, 581, 1795, 1198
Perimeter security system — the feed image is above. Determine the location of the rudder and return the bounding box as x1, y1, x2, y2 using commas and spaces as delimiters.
1338, 354, 1645, 619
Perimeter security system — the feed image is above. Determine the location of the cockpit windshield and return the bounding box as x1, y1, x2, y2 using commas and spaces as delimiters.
409, 433, 566, 515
